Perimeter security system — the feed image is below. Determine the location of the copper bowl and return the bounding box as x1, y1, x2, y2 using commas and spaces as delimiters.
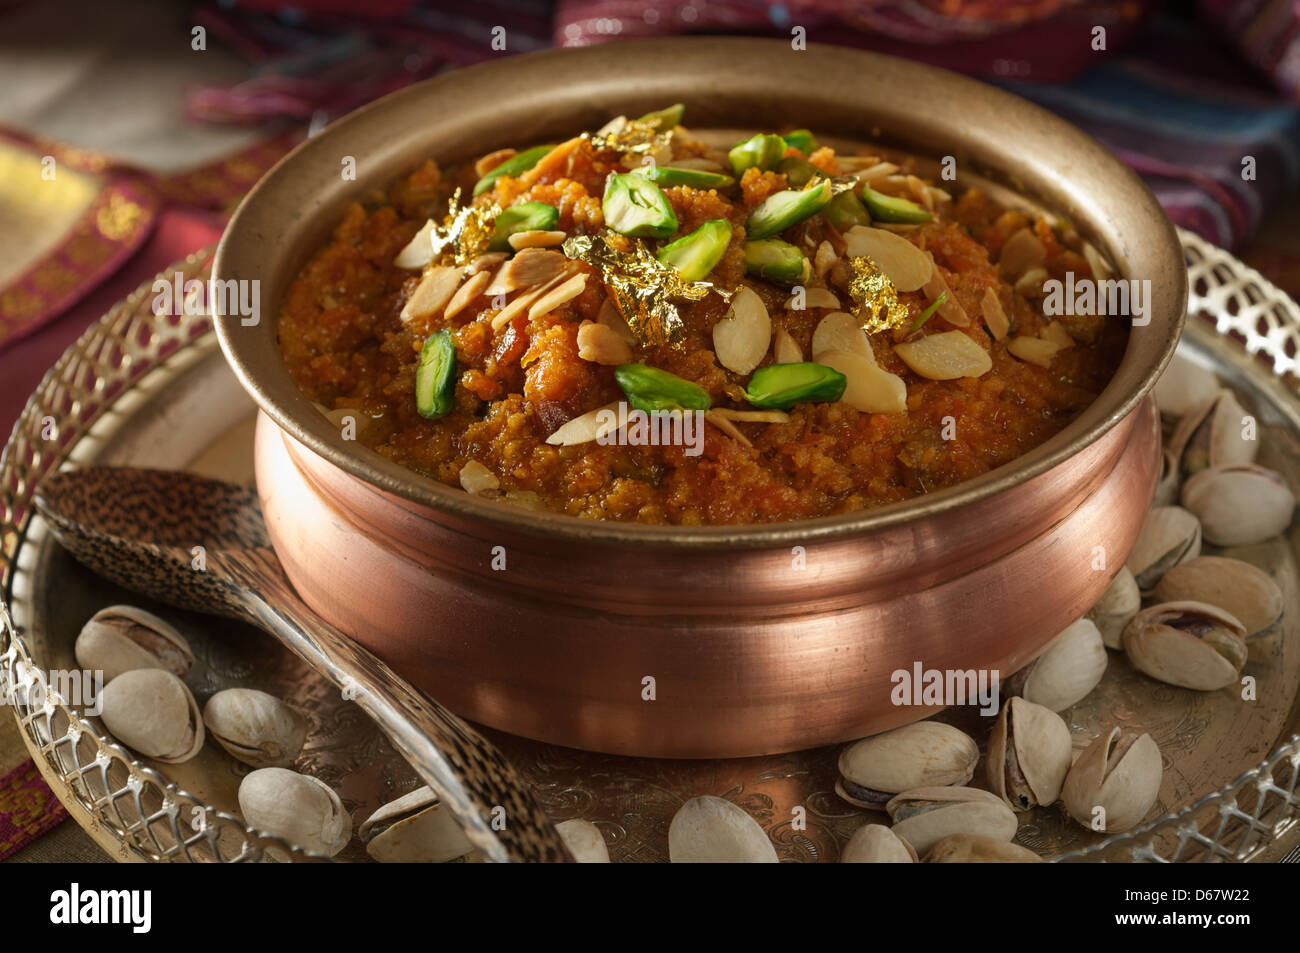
213, 38, 1184, 758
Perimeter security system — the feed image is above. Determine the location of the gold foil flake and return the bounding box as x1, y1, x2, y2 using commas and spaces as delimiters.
828, 175, 861, 196
847, 255, 909, 334
584, 117, 671, 158
562, 232, 715, 347
430, 188, 500, 266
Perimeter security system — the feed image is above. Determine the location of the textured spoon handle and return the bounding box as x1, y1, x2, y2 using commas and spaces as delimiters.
229, 553, 571, 863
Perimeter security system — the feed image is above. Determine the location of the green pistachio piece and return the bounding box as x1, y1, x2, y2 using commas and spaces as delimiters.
415, 331, 456, 419
782, 129, 820, 155
614, 364, 712, 412
636, 103, 685, 132
743, 362, 847, 410
636, 165, 736, 190
746, 179, 834, 240
472, 144, 555, 197
778, 156, 821, 188
778, 157, 869, 230
744, 239, 811, 285
488, 202, 560, 251
862, 185, 933, 224
728, 133, 787, 177
657, 219, 732, 282
602, 173, 679, 239
911, 292, 948, 332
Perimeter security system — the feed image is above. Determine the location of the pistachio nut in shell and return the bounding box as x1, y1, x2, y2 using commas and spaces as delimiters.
1152, 556, 1282, 638
98, 668, 204, 763
1009, 618, 1107, 712
885, 786, 1018, 856
1124, 506, 1202, 591
1153, 447, 1179, 508
1061, 727, 1162, 833
1123, 601, 1247, 691
1088, 566, 1141, 650
74, 605, 193, 682
1181, 464, 1295, 547
668, 796, 777, 863
987, 697, 1072, 812
1168, 389, 1257, 476
1151, 354, 1218, 419
555, 819, 610, 863
836, 721, 979, 810
202, 688, 307, 769
923, 833, 1042, 863
239, 767, 351, 857
360, 785, 474, 863
841, 823, 917, 863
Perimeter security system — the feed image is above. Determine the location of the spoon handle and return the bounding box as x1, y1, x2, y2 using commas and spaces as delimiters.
229, 553, 571, 863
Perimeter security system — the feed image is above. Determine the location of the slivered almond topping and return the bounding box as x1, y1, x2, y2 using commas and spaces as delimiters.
1008, 335, 1065, 367
713, 286, 772, 375
878, 223, 921, 234
774, 327, 803, 364
508, 230, 568, 250
529, 271, 588, 319
814, 241, 838, 279
1015, 267, 1049, 296
517, 137, 584, 188
894, 331, 992, 380
905, 175, 934, 212
400, 265, 463, 323
474, 149, 517, 179
709, 408, 792, 424
465, 252, 508, 276
853, 162, 899, 183
836, 155, 883, 171
1040, 321, 1075, 349
842, 226, 932, 292
921, 266, 970, 327
486, 247, 567, 296
812, 311, 874, 363
545, 401, 624, 446
818, 349, 907, 413
394, 219, 437, 269
928, 186, 953, 205
596, 297, 636, 345
489, 269, 572, 331
577, 320, 634, 365
1082, 241, 1113, 279
788, 287, 840, 310
999, 227, 1047, 277
705, 410, 753, 449
459, 460, 500, 493
444, 270, 492, 320
980, 287, 1010, 340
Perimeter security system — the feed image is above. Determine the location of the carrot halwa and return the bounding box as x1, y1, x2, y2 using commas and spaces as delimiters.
278, 108, 1126, 525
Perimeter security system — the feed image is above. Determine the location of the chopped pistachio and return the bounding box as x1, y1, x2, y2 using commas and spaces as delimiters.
728, 133, 787, 177
746, 179, 834, 240
911, 292, 948, 332
636, 103, 685, 132
637, 165, 736, 190
779, 158, 868, 229
614, 364, 712, 412
657, 219, 732, 282
743, 362, 847, 409
862, 185, 933, 224
415, 331, 456, 419
488, 202, 559, 251
744, 239, 811, 285
472, 144, 554, 197
783, 129, 819, 155
602, 173, 679, 239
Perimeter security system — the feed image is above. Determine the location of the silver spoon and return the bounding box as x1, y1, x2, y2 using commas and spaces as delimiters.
33, 465, 571, 863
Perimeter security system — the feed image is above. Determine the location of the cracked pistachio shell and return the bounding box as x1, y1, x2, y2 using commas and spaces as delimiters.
1088, 567, 1141, 650
555, 819, 610, 863
74, 605, 193, 682
360, 785, 475, 863
885, 787, 1018, 856
1061, 727, 1162, 832
841, 824, 917, 863
668, 796, 777, 863
1014, 619, 1107, 712
987, 697, 1072, 812
923, 833, 1043, 863
1168, 389, 1257, 477
1181, 464, 1295, 547
1152, 556, 1282, 637
1124, 506, 1202, 591
99, 668, 204, 763
239, 767, 351, 857
1153, 447, 1180, 508
836, 722, 979, 810
1122, 600, 1247, 691
202, 688, 307, 769
1152, 354, 1218, 419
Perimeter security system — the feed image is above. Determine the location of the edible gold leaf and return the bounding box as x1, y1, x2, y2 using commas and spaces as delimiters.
584, 117, 671, 158
562, 232, 718, 348
829, 175, 860, 196
847, 255, 909, 334
430, 188, 500, 266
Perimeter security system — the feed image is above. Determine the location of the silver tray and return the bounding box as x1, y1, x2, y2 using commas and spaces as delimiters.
2, 231, 1298, 863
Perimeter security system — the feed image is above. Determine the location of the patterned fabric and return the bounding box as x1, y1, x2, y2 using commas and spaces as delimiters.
0, 760, 68, 862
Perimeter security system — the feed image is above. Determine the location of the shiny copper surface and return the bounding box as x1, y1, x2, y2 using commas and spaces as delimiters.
213, 39, 1186, 757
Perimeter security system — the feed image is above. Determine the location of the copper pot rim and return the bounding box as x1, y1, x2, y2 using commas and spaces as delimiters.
213, 37, 1187, 550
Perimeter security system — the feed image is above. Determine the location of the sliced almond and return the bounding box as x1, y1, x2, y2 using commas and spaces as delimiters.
1015, 267, 1049, 296
818, 349, 907, 414
596, 297, 636, 346
1007, 335, 1065, 368
466, 252, 508, 276
852, 161, 898, 183
905, 174, 934, 212
842, 226, 932, 292
529, 271, 588, 319
1040, 321, 1074, 350
774, 327, 803, 364
490, 269, 572, 331
713, 286, 771, 375
894, 331, 992, 380
400, 265, 463, 323
705, 410, 752, 449
545, 401, 624, 446
980, 287, 1010, 340
921, 266, 969, 328
508, 229, 567, 250
788, 287, 840, 310
928, 186, 953, 205
486, 248, 567, 296
459, 460, 500, 493
836, 155, 883, 172
812, 311, 874, 363
577, 320, 634, 365
999, 227, 1047, 278
1082, 241, 1113, 280
444, 270, 492, 320
394, 219, 437, 269
814, 241, 838, 279
709, 408, 791, 424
